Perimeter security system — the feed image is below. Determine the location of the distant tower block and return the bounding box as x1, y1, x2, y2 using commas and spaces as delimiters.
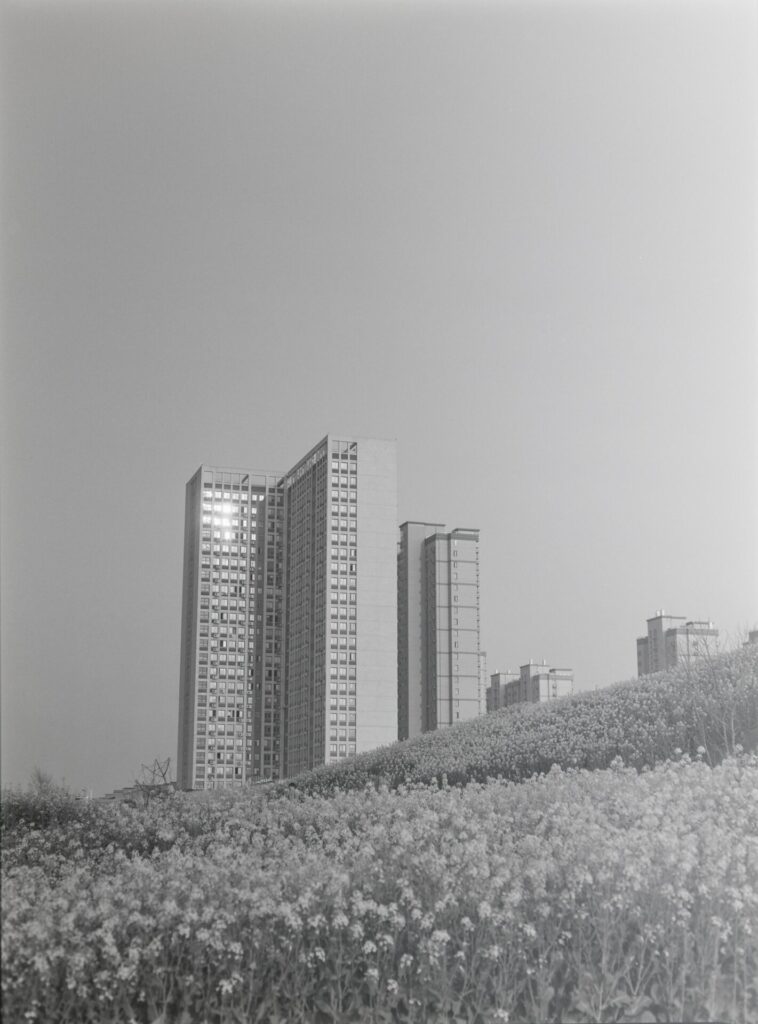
486, 663, 573, 711
636, 610, 719, 676
398, 522, 481, 739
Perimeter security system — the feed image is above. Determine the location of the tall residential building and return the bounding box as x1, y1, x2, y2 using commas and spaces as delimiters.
486, 662, 574, 711
177, 435, 397, 790
478, 651, 488, 718
177, 466, 283, 792
397, 521, 444, 740
398, 523, 481, 740
282, 436, 397, 777
636, 610, 719, 676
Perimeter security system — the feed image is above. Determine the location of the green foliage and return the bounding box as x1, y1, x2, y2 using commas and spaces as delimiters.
285, 645, 758, 796
1, 774, 85, 836
2, 647, 757, 1022
2, 755, 757, 1023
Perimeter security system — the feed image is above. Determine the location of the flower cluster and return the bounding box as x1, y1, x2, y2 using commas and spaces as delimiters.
287, 644, 758, 798
3, 751, 757, 1023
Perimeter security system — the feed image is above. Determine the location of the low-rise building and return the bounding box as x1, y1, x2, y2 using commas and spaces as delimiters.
100, 781, 175, 805
636, 611, 719, 676
486, 670, 519, 712
486, 662, 573, 711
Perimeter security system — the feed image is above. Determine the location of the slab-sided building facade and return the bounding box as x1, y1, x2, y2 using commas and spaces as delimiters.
177, 436, 397, 790
487, 663, 574, 711
398, 523, 482, 740
636, 611, 719, 676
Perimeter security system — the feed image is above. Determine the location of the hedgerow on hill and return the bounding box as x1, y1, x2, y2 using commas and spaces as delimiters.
284, 644, 758, 796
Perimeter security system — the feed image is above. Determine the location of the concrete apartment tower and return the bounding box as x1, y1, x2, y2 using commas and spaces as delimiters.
283, 436, 398, 776
398, 523, 482, 740
486, 669, 519, 712
636, 611, 719, 676
177, 466, 284, 791
486, 663, 573, 711
177, 436, 397, 790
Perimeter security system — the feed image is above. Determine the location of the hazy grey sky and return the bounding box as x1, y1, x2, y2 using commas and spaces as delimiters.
2, 0, 756, 795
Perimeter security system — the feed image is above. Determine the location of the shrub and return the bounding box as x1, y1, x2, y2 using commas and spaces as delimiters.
285, 645, 758, 796
2, 754, 757, 1023
3, 648, 756, 1022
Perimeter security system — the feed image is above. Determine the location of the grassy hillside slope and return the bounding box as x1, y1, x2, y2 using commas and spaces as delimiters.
3, 755, 757, 1023
286, 645, 758, 796
2, 646, 757, 1023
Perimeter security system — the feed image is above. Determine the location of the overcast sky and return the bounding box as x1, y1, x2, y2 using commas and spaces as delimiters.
2, 0, 756, 796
